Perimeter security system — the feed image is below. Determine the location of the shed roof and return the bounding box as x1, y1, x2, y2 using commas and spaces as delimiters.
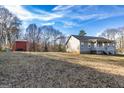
15, 40, 28, 42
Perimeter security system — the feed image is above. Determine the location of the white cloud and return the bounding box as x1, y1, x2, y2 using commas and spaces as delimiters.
70, 12, 124, 21
97, 12, 124, 20
4, 5, 124, 36
42, 22, 55, 25
5, 5, 124, 25
52, 5, 74, 11
62, 21, 78, 28
53, 5, 124, 22
96, 30, 103, 36
4, 5, 65, 32
4, 5, 32, 21
4, 5, 64, 21
72, 14, 98, 21
5, 5, 124, 22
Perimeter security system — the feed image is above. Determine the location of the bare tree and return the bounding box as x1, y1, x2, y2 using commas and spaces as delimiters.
25, 24, 42, 51
55, 35, 66, 52
24, 25, 66, 52
39, 25, 65, 51
99, 28, 118, 40
0, 6, 22, 49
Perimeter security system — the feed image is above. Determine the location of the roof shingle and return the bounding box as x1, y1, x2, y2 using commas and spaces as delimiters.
72, 35, 114, 42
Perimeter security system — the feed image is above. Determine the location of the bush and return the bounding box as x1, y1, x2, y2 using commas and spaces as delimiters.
0, 47, 2, 52
58, 45, 66, 52
117, 48, 124, 54
0, 48, 11, 52
0, 47, 5, 52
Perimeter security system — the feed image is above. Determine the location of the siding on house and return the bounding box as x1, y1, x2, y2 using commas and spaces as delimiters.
66, 35, 116, 55
80, 41, 91, 53
66, 36, 80, 54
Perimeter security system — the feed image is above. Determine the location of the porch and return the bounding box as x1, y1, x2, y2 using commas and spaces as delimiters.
89, 40, 116, 54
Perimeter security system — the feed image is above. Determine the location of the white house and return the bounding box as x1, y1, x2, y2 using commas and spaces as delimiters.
65, 35, 116, 55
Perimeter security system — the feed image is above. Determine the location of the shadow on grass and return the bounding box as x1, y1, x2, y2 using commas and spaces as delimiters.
76, 54, 124, 67
114, 54, 124, 57
0, 52, 124, 88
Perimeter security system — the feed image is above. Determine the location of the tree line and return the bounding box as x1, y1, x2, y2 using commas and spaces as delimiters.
0, 6, 21, 50
0, 6, 66, 52
24, 24, 66, 52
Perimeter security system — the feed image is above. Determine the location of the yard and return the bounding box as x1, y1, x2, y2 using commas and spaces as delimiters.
0, 52, 124, 87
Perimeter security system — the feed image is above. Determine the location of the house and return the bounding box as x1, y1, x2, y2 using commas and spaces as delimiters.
12, 40, 29, 51
65, 35, 116, 55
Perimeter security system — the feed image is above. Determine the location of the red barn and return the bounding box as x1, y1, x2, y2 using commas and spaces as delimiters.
13, 40, 29, 51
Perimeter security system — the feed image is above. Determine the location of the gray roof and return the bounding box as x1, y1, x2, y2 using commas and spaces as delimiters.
72, 35, 114, 42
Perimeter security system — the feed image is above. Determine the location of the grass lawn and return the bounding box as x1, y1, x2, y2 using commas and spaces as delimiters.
0, 52, 124, 88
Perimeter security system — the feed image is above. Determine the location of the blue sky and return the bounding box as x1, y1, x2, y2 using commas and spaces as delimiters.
4, 5, 124, 36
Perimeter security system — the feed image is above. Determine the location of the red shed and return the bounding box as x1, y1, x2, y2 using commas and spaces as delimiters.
13, 40, 29, 51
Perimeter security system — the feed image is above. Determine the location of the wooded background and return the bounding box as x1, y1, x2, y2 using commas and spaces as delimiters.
0, 6, 66, 52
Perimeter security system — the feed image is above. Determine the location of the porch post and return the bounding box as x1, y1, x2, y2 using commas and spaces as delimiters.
95, 40, 98, 54
95, 40, 97, 47
102, 43, 105, 47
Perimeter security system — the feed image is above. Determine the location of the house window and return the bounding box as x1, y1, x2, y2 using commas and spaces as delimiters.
88, 43, 91, 48
102, 43, 105, 46
98, 42, 103, 47
81, 42, 84, 47
108, 43, 110, 47
113, 43, 115, 46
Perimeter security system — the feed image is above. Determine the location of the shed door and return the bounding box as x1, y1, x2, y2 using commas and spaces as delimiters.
16, 42, 27, 51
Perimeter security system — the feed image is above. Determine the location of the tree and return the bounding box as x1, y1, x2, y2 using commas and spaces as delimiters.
39, 25, 64, 51
55, 35, 66, 52
24, 25, 65, 52
25, 24, 42, 51
79, 29, 86, 36
7, 16, 22, 48
0, 6, 22, 49
99, 28, 118, 40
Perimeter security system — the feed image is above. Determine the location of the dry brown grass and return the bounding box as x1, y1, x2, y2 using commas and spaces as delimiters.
0, 52, 124, 87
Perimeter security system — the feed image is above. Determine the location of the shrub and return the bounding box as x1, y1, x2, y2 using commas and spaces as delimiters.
117, 48, 124, 54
